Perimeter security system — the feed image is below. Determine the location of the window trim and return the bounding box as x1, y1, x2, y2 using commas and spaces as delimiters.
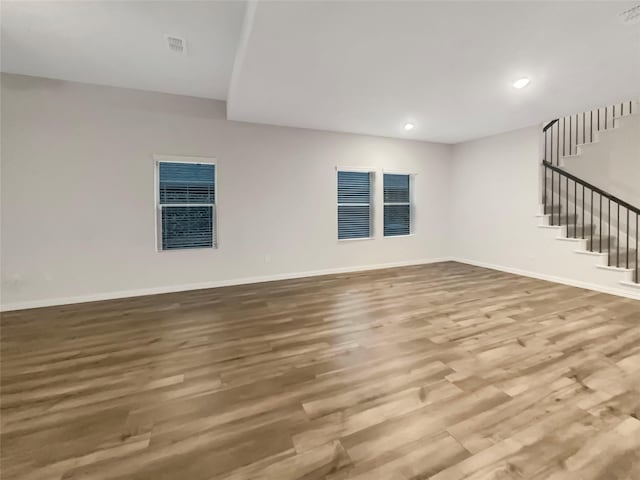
336, 167, 375, 242
383, 172, 414, 238
153, 154, 217, 252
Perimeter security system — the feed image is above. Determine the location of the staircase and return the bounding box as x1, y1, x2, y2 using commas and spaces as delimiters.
537, 100, 640, 291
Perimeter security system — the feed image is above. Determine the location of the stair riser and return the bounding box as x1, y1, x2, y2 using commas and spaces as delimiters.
607, 250, 638, 268
549, 214, 579, 226
543, 205, 562, 215
607, 259, 639, 269
587, 238, 618, 251
565, 225, 596, 237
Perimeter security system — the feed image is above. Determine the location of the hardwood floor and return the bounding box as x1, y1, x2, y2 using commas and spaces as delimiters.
1, 261, 639, 480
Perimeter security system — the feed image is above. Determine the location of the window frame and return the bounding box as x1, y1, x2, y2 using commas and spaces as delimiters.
153, 154, 217, 252
382, 171, 414, 238
336, 167, 375, 242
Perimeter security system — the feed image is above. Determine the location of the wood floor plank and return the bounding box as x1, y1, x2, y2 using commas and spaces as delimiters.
1, 262, 639, 479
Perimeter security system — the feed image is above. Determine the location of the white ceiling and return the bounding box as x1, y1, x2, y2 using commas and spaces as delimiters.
0, 1, 246, 100
2, 1, 639, 143
229, 1, 640, 143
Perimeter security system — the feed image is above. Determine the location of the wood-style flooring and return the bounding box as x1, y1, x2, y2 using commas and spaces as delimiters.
1, 261, 640, 480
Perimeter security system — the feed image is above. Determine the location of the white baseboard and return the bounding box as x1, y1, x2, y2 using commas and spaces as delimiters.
0, 257, 452, 312
451, 257, 640, 301
5, 256, 637, 312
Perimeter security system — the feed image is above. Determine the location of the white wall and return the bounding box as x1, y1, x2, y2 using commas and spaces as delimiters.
562, 114, 640, 208
0, 74, 452, 309
450, 126, 542, 266
450, 126, 639, 298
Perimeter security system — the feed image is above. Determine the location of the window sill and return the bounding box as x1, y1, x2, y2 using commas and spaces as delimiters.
338, 237, 375, 243
383, 233, 415, 238
156, 246, 218, 253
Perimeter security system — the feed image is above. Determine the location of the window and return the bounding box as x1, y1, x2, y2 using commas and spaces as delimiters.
383, 173, 411, 236
337, 171, 372, 240
156, 159, 216, 250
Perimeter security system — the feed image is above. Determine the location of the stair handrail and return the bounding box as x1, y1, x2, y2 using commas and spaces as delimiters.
543, 160, 639, 277
542, 119, 558, 132
543, 100, 634, 165
542, 161, 640, 215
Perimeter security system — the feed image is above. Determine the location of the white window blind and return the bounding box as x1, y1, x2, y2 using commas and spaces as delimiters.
157, 161, 216, 250
383, 173, 411, 236
337, 171, 372, 240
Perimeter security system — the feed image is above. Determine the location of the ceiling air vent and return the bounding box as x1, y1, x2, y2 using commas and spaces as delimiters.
165, 35, 187, 54
619, 4, 640, 25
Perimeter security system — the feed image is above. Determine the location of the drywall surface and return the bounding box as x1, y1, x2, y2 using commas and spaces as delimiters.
562, 113, 640, 207
450, 126, 638, 298
1, 74, 452, 308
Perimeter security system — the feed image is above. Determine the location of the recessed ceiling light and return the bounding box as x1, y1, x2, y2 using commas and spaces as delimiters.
404, 123, 415, 131
513, 77, 531, 89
